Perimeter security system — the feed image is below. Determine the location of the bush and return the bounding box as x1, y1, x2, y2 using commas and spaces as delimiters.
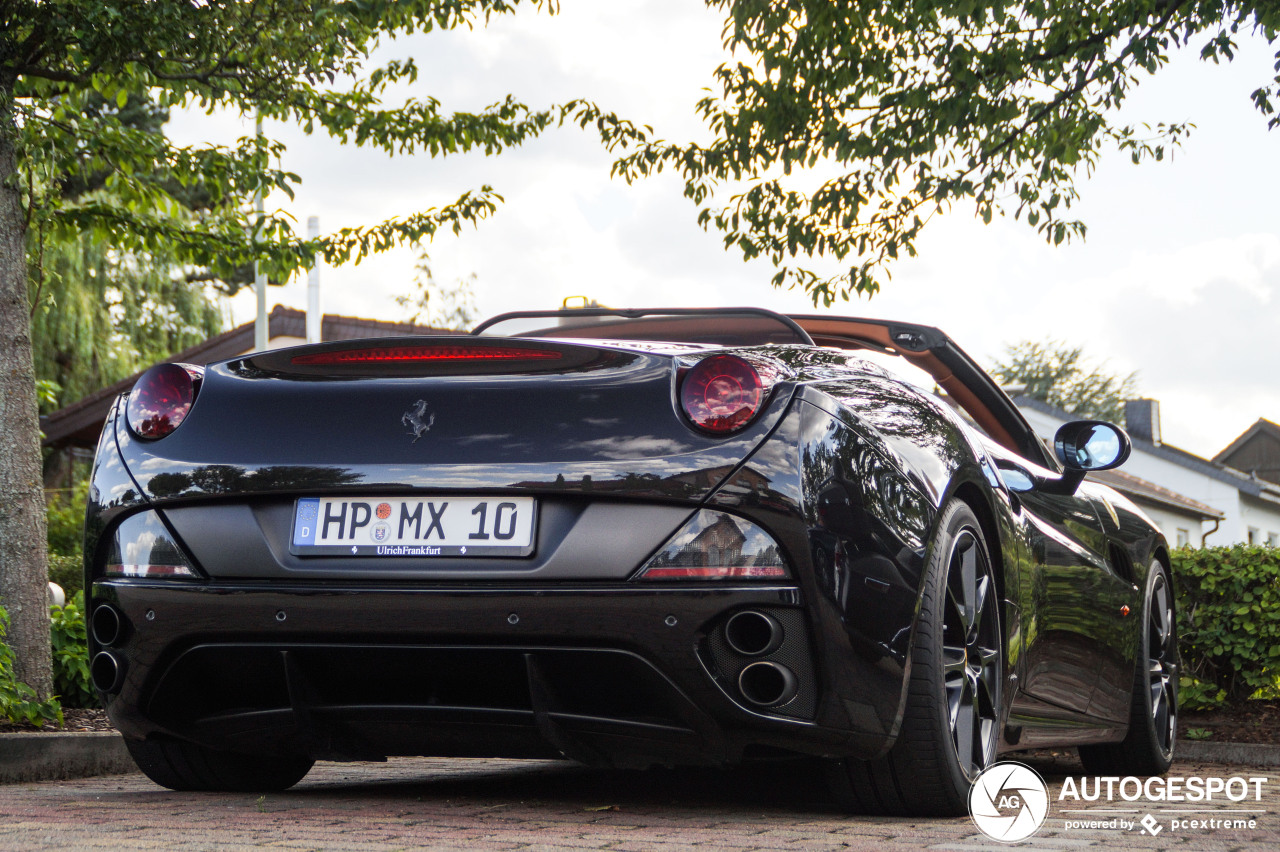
50, 592, 94, 709
0, 605, 63, 728
46, 476, 88, 599
48, 554, 84, 599
1172, 545, 1280, 708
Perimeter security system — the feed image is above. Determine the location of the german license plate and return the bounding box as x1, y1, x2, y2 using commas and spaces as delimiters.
290, 496, 535, 557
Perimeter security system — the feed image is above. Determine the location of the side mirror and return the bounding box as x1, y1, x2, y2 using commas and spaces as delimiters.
1042, 421, 1131, 495
1055, 421, 1132, 472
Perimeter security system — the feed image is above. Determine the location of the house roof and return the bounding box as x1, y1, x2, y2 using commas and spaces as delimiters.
41, 305, 454, 450
1213, 418, 1280, 467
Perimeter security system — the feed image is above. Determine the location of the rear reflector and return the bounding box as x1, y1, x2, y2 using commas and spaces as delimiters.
291, 345, 562, 365
634, 510, 790, 581
104, 511, 198, 580
639, 565, 788, 579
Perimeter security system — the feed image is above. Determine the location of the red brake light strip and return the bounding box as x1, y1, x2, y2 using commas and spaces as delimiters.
292, 345, 563, 365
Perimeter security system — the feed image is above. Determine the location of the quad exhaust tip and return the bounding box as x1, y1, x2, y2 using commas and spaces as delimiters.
91, 651, 124, 694
724, 610, 784, 657
737, 661, 798, 708
91, 604, 123, 647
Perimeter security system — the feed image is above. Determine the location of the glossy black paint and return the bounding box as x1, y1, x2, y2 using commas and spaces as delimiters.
84, 323, 1169, 770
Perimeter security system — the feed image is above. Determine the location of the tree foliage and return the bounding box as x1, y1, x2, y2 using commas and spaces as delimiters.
991, 339, 1139, 422
7, 1, 565, 285
0, 0, 574, 697
602, 0, 1280, 303
30, 234, 224, 413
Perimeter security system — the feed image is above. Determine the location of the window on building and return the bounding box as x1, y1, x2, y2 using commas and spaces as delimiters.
1269, 532, 1279, 548
1248, 527, 1259, 545
1176, 528, 1190, 548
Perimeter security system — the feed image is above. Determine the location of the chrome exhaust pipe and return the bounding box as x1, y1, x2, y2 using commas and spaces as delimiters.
737, 661, 798, 708
91, 604, 123, 647
724, 610, 784, 656
91, 651, 125, 694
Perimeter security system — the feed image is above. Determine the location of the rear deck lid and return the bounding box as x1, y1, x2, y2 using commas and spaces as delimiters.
117, 337, 796, 503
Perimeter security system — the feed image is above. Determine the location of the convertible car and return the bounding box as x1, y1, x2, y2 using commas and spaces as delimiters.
84, 308, 1177, 814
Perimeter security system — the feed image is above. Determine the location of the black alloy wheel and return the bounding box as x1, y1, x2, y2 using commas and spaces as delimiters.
942, 527, 1002, 780
1079, 561, 1178, 776
827, 501, 1002, 816
1146, 571, 1178, 755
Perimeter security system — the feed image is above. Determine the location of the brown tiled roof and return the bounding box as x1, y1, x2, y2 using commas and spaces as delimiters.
41, 305, 455, 450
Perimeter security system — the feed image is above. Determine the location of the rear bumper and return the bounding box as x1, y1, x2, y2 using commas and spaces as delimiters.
91, 580, 889, 767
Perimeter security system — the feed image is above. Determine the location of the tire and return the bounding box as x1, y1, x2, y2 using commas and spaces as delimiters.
827, 501, 1002, 815
1078, 561, 1177, 776
126, 737, 314, 792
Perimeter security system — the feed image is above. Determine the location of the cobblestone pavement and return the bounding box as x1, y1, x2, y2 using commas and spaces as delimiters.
0, 752, 1275, 851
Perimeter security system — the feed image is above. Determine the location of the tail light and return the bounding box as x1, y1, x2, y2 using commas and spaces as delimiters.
291, 344, 562, 365
103, 511, 198, 579
634, 510, 790, 581
126, 363, 202, 440
680, 354, 764, 434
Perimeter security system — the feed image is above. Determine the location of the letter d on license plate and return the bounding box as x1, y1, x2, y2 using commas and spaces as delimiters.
290, 496, 535, 557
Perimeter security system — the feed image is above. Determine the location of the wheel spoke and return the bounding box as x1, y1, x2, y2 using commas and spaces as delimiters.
946, 534, 978, 636
1152, 581, 1170, 645
958, 536, 977, 620
944, 659, 965, 727
953, 682, 976, 772
969, 574, 990, 643
974, 646, 1000, 713
1152, 679, 1169, 742
942, 645, 967, 673
1163, 680, 1178, 742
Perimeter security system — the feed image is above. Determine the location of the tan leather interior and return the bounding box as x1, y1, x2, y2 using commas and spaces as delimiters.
793, 317, 1021, 453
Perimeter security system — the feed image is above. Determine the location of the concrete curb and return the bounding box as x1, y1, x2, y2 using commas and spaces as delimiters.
1178, 740, 1280, 768
0, 732, 137, 784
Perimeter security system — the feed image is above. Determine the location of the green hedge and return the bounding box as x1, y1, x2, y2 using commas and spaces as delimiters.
1172, 545, 1280, 708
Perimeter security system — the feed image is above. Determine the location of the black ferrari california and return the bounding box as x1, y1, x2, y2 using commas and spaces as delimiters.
84, 307, 1178, 814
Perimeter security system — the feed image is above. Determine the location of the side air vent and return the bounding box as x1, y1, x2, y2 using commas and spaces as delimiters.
1108, 543, 1137, 585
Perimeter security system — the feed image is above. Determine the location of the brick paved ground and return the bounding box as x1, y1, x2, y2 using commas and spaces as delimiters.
0, 752, 1275, 851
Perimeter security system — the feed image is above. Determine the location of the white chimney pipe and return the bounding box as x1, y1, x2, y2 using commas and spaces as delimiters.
306, 216, 321, 344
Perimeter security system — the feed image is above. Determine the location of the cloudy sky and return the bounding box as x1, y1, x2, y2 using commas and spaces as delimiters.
172, 1, 1280, 459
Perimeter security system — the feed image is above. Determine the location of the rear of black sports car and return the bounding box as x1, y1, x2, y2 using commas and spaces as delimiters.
84, 333, 950, 793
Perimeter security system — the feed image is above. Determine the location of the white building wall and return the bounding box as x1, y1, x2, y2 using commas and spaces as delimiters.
1019, 406, 1280, 546
1241, 495, 1280, 547
1135, 504, 1205, 549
